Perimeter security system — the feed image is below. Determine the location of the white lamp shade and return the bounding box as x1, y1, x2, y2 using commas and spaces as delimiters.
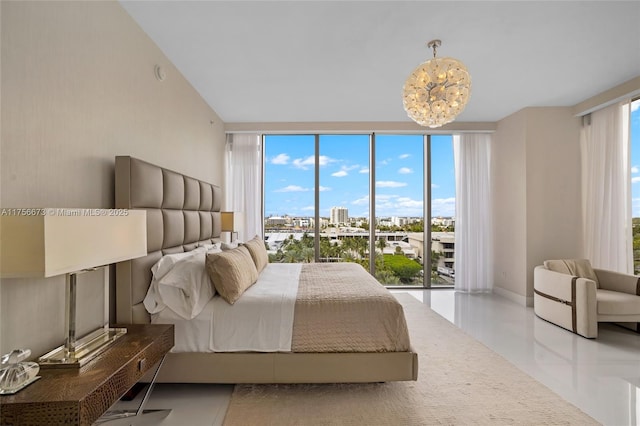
0, 209, 147, 278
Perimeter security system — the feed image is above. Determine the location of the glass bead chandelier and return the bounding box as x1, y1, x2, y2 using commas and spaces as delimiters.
402, 39, 471, 128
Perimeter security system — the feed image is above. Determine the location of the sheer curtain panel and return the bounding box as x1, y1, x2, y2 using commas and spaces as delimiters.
453, 133, 493, 292
224, 133, 262, 241
581, 102, 632, 273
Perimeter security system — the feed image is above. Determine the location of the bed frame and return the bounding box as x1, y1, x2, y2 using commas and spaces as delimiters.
114, 156, 418, 383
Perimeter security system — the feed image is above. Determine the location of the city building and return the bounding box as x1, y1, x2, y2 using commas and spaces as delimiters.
330, 206, 348, 225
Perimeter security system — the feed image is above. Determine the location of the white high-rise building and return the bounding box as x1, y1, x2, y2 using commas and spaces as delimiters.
330, 206, 348, 225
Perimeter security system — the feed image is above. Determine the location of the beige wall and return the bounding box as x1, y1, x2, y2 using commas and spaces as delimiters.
492, 107, 582, 305
0, 1, 225, 357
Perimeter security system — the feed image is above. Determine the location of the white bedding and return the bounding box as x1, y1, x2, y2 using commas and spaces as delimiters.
151, 263, 301, 352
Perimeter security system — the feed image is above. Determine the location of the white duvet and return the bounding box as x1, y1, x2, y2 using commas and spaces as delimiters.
150, 263, 301, 353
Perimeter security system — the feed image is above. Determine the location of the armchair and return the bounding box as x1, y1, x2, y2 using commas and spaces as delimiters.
533, 259, 640, 338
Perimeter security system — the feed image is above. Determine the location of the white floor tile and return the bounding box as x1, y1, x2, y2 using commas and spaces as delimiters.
102, 290, 640, 426
393, 289, 640, 426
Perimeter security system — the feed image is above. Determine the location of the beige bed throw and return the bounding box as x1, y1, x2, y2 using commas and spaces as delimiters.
291, 263, 411, 352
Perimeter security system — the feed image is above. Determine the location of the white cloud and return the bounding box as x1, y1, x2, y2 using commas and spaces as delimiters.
432, 183, 440, 188
270, 153, 289, 165
359, 168, 369, 174
399, 154, 411, 159
376, 181, 407, 188
632, 99, 640, 112
301, 205, 315, 211
275, 185, 309, 192
332, 170, 348, 177
431, 197, 456, 217
318, 155, 334, 167
398, 167, 413, 174
292, 156, 315, 170
292, 155, 334, 169
395, 197, 423, 208
319, 186, 331, 192
632, 166, 639, 174
632, 176, 640, 184
352, 195, 370, 205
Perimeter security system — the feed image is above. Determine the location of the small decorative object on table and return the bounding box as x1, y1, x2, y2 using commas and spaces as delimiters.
0, 349, 40, 394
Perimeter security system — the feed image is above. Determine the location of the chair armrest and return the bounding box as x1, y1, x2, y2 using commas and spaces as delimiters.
534, 265, 598, 338
595, 269, 640, 295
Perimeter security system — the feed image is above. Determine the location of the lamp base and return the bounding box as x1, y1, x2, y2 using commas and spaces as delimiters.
38, 327, 127, 369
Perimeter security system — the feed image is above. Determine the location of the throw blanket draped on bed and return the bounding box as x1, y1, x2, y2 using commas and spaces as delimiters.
292, 263, 411, 352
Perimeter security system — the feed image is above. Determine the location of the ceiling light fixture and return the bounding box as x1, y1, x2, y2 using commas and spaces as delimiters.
402, 39, 471, 128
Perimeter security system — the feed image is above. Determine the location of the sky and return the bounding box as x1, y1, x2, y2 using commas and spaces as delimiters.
264, 134, 455, 219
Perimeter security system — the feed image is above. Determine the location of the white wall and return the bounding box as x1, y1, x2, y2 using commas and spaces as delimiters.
0, 1, 226, 357
492, 107, 582, 305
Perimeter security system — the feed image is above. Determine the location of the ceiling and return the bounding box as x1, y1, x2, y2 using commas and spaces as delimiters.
120, 1, 640, 125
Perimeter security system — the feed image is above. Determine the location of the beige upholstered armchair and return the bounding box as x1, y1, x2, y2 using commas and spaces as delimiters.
533, 259, 640, 338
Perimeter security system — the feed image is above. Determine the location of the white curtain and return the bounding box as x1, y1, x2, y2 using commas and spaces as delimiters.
224, 133, 262, 242
581, 102, 631, 273
453, 133, 493, 292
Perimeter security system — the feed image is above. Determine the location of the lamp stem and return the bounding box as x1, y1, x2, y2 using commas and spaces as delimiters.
64, 272, 78, 359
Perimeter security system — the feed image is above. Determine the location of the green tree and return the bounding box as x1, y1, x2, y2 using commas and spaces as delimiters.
384, 254, 422, 283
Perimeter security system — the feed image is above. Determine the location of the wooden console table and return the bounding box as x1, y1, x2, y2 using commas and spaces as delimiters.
0, 324, 174, 426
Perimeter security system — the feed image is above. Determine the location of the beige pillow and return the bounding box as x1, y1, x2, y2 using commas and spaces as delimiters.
242, 235, 269, 273
206, 246, 258, 304
544, 259, 599, 286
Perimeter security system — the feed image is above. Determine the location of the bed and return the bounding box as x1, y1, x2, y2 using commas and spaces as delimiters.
114, 156, 418, 383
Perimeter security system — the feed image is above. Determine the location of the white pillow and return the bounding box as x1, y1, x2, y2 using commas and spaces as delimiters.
143, 247, 220, 319
150, 248, 205, 281
221, 241, 240, 250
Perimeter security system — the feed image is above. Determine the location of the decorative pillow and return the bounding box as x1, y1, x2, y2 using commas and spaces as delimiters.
544, 259, 599, 286
206, 246, 258, 304
242, 235, 269, 273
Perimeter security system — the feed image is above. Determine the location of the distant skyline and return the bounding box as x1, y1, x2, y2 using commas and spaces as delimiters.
264, 134, 455, 219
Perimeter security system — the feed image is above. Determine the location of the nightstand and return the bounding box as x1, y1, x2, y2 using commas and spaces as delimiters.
0, 324, 174, 426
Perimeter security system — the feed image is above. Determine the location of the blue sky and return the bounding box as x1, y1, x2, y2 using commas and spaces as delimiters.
264, 134, 455, 219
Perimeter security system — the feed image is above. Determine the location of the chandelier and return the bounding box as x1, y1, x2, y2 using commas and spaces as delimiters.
402, 40, 471, 128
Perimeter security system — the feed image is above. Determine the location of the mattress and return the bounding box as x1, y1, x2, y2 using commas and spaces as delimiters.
153, 262, 411, 353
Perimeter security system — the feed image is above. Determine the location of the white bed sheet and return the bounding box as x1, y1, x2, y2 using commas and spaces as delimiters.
151, 263, 301, 353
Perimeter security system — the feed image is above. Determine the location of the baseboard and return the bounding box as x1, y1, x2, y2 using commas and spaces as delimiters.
493, 286, 533, 307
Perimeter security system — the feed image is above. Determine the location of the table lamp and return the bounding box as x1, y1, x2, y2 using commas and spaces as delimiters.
0, 209, 147, 368
221, 211, 243, 242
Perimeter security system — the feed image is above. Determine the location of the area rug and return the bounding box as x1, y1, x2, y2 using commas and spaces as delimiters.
223, 293, 599, 425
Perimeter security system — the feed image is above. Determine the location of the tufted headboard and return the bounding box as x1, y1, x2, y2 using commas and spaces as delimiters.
114, 156, 222, 324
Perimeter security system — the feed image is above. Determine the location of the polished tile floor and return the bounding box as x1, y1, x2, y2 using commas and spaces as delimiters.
106, 290, 640, 426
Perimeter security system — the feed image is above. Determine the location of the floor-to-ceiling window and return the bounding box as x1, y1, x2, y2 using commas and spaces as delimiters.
318, 134, 370, 265
263, 133, 455, 287
263, 135, 315, 262
630, 99, 640, 273
374, 135, 425, 286
429, 135, 456, 287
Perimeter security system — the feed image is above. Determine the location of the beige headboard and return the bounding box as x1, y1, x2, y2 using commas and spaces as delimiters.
114, 156, 222, 324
